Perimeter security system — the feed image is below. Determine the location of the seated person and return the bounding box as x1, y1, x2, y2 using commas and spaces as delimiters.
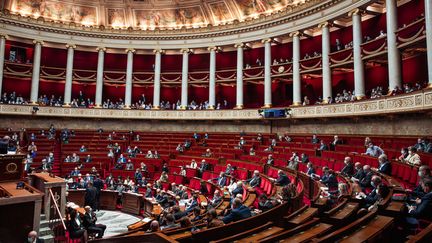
145, 150, 154, 158
407, 179, 432, 221
358, 175, 389, 207
125, 160, 134, 170
230, 181, 244, 197
85, 155, 92, 163
352, 162, 365, 181
404, 147, 421, 166
117, 154, 127, 163
198, 160, 209, 176
211, 172, 227, 187
363, 142, 384, 157
206, 209, 224, 228
225, 164, 233, 175
341, 157, 354, 177
306, 162, 316, 177
199, 181, 209, 195
257, 194, 274, 212
245, 170, 261, 188
301, 153, 310, 164
160, 214, 180, 230
189, 159, 198, 169
311, 134, 320, 144
249, 147, 256, 156
144, 183, 153, 198
203, 148, 213, 157
377, 154, 391, 175
266, 154, 274, 165
359, 165, 374, 189
68, 209, 88, 240
185, 194, 199, 213
172, 205, 186, 221
82, 206, 106, 239
71, 153, 80, 163
209, 190, 223, 208
79, 145, 87, 152
191, 207, 203, 222
159, 171, 169, 183
222, 198, 252, 224
274, 170, 291, 186
317, 140, 328, 151
320, 167, 338, 190
409, 166, 432, 199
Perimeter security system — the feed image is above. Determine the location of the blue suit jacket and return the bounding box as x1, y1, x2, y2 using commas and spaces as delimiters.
378, 162, 392, 176
231, 186, 244, 197
222, 205, 252, 224
409, 192, 432, 219
276, 174, 291, 186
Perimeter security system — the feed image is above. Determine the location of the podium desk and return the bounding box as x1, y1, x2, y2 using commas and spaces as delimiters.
144, 197, 162, 216
67, 189, 85, 207
30, 172, 66, 220
0, 154, 25, 181
100, 190, 117, 210
122, 192, 143, 215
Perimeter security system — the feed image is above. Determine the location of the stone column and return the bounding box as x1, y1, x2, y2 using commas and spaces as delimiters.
350, 9, 366, 99
30, 40, 43, 104
0, 34, 7, 96
180, 48, 191, 109
425, 0, 432, 87
290, 31, 301, 105
124, 48, 135, 109
153, 49, 163, 109
208, 46, 217, 109
386, 0, 402, 90
262, 38, 272, 108
320, 22, 332, 103
234, 43, 244, 109
95, 47, 106, 108
63, 44, 76, 106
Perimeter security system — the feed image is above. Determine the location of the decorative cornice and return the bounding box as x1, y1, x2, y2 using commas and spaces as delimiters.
65, 44, 76, 49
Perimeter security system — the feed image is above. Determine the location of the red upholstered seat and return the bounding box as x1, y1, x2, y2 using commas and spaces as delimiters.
409, 167, 419, 185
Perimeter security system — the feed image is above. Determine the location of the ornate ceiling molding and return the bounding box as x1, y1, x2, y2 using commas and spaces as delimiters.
0, 0, 374, 49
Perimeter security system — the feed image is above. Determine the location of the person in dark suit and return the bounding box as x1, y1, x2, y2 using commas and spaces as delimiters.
275, 170, 291, 186
172, 205, 187, 220
0, 136, 10, 154
83, 206, 106, 238
144, 184, 153, 198
84, 182, 97, 210
209, 190, 223, 208
211, 172, 227, 187
359, 165, 374, 188
410, 165, 432, 198
407, 179, 432, 220
185, 194, 199, 213
222, 198, 252, 224
364, 176, 389, 206
377, 154, 391, 176
246, 170, 261, 188
198, 160, 209, 177
311, 134, 320, 144
317, 140, 328, 151
93, 174, 104, 211
321, 167, 338, 190
306, 162, 316, 176
68, 209, 87, 241
341, 157, 354, 177
27, 230, 44, 243
257, 194, 274, 212
352, 162, 365, 181
329, 135, 343, 150
231, 181, 244, 198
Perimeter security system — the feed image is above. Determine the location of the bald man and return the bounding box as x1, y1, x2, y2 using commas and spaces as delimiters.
27, 230, 44, 243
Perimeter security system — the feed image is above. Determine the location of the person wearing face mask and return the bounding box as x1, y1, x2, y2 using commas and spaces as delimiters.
404, 147, 421, 166
83, 206, 106, 239
27, 230, 44, 243
341, 157, 354, 177
408, 165, 432, 199
364, 175, 389, 207
377, 154, 391, 176
398, 148, 409, 161
222, 198, 252, 224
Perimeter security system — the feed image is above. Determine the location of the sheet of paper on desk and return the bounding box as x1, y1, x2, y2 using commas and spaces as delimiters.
142, 217, 152, 223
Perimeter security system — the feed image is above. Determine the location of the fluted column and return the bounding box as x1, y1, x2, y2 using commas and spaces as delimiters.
95, 47, 106, 108
320, 22, 332, 103
63, 44, 76, 106
208, 46, 217, 109
290, 32, 301, 105
180, 48, 191, 109
386, 0, 402, 90
235, 43, 244, 109
425, 0, 432, 87
262, 38, 272, 108
153, 49, 163, 109
125, 48, 135, 109
30, 40, 43, 104
350, 9, 365, 99
0, 34, 7, 96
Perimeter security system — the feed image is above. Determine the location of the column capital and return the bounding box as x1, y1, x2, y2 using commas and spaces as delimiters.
96, 46, 106, 52
125, 48, 136, 53
234, 43, 245, 48
32, 40, 44, 46
65, 44, 76, 49
348, 8, 361, 17
207, 46, 221, 52
180, 48, 192, 54
0, 33, 8, 39
261, 38, 273, 44
318, 21, 329, 29
289, 31, 301, 38
153, 49, 165, 54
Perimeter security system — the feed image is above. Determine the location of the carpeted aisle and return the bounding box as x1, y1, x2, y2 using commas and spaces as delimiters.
94, 210, 142, 237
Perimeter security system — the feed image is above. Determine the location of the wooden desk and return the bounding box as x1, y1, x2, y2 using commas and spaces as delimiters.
288, 207, 318, 225
279, 223, 332, 243
330, 202, 359, 221
0, 154, 25, 182
67, 189, 85, 207
100, 190, 117, 210
237, 226, 284, 243
383, 201, 405, 218
339, 215, 394, 243
122, 192, 143, 215
0, 181, 43, 242
30, 172, 66, 220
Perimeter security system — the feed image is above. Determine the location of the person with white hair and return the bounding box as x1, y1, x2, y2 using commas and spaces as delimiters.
27, 230, 44, 243
246, 170, 261, 188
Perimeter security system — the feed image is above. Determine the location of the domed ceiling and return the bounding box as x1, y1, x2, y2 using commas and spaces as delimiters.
7, 0, 316, 30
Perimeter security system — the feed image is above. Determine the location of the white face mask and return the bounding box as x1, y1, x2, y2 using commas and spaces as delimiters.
418, 171, 424, 177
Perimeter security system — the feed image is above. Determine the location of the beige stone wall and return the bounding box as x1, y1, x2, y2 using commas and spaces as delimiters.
0, 113, 430, 136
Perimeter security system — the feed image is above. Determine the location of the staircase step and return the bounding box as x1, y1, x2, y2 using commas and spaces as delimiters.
40, 219, 50, 228
39, 234, 54, 243
40, 214, 46, 221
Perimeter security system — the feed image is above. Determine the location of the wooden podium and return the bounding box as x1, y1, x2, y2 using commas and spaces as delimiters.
0, 154, 44, 242
30, 172, 67, 220
122, 192, 143, 215
67, 189, 117, 210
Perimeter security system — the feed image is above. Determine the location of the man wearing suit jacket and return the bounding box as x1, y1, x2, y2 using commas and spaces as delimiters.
211, 172, 227, 187
341, 157, 354, 177
364, 176, 389, 206
185, 194, 199, 213
275, 170, 291, 186
408, 179, 432, 220
410, 166, 432, 198
84, 182, 97, 210
378, 154, 392, 176
198, 160, 209, 177
231, 181, 244, 198
27, 231, 44, 243
352, 162, 365, 181
246, 170, 261, 188
222, 198, 252, 224
83, 206, 106, 238
359, 165, 374, 188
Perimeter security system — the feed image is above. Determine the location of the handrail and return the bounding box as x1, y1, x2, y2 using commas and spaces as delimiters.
49, 188, 67, 230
